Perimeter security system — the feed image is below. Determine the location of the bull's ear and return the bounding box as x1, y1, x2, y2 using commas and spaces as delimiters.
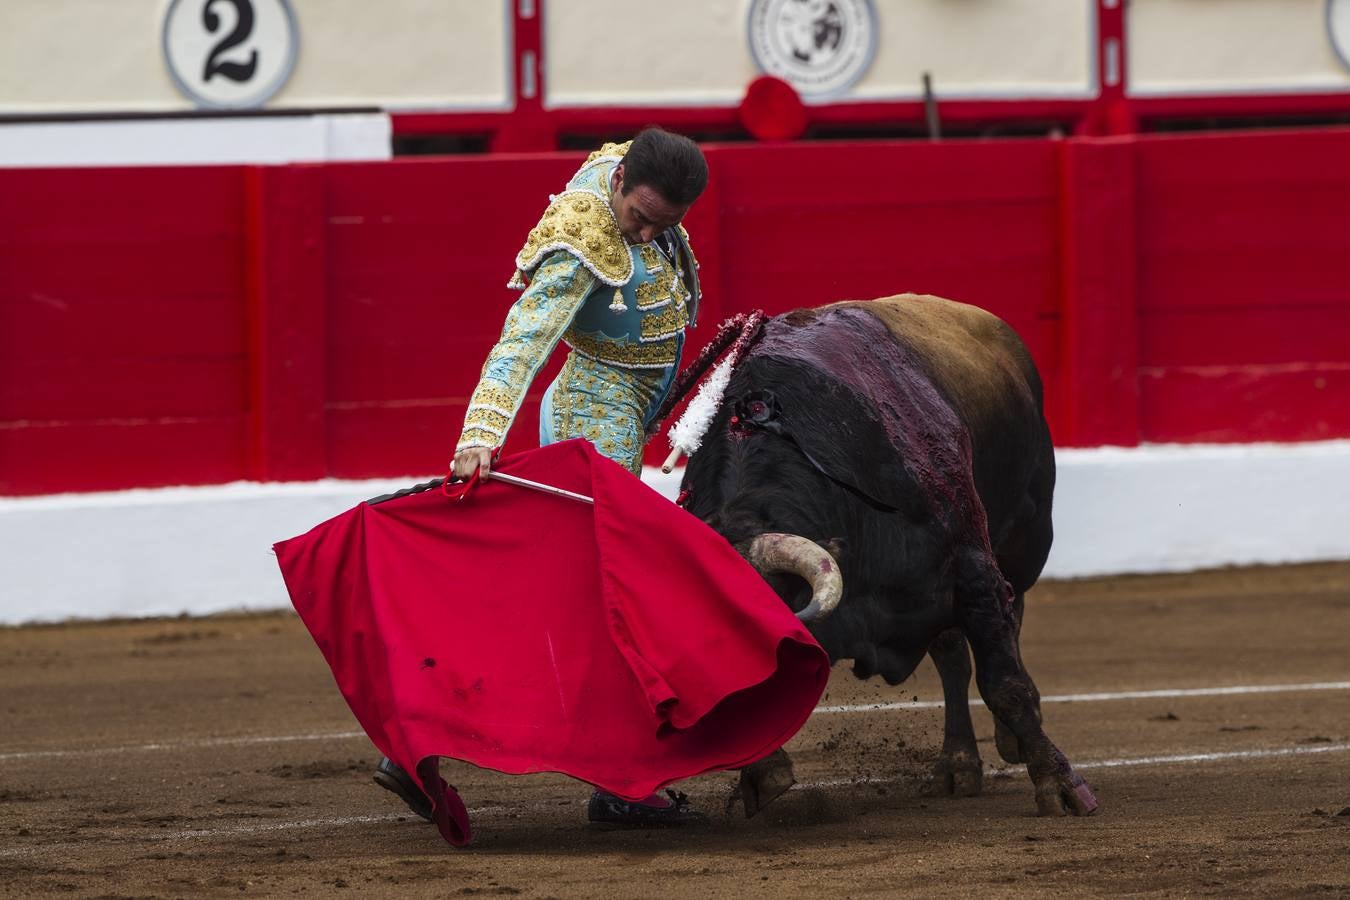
768, 372, 926, 519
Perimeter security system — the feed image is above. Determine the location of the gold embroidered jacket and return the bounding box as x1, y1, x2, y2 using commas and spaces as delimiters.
458, 143, 701, 453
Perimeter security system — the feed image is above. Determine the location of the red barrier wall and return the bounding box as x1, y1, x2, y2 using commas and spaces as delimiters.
3, 129, 1349, 495
1, 167, 250, 493
1134, 130, 1350, 442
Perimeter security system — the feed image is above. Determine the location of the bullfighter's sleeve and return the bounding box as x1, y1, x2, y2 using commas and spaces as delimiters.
457, 251, 596, 452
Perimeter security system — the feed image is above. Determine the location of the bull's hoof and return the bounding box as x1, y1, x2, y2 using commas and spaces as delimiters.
736, 749, 796, 818
932, 750, 983, 797
994, 720, 1025, 764
1033, 770, 1099, 817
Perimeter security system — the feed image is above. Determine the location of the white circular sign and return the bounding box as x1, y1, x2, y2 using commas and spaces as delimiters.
747, 0, 878, 99
1330, 0, 1350, 73
162, 0, 299, 109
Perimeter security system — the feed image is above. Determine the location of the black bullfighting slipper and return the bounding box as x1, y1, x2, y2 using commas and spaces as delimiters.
373, 756, 433, 822
587, 789, 708, 828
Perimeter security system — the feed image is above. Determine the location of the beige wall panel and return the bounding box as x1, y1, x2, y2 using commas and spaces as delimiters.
858, 0, 1093, 99
284, 0, 511, 109
1, 0, 175, 111
1130, 0, 1350, 95
543, 1, 753, 106
544, 0, 1094, 107
0, 0, 510, 113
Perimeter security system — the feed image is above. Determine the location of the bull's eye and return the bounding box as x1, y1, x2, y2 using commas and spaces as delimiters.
735, 390, 780, 427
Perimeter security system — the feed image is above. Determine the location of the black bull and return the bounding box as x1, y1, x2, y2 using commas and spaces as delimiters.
681, 294, 1099, 818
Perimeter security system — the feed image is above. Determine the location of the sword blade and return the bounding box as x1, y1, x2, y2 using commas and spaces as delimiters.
486, 471, 594, 505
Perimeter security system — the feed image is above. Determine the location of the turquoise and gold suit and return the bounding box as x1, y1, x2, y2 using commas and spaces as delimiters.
457, 142, 701, 474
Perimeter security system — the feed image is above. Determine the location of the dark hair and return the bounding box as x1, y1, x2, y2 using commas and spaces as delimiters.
619, 127, 708, 207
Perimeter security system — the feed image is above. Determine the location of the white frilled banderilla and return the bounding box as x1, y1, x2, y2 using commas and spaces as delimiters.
658, 311, 767, 473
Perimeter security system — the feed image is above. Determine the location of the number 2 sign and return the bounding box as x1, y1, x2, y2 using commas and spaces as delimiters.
162, 0, 299, 108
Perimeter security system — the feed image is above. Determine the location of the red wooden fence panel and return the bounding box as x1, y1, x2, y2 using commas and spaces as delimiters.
321, 153, 583, 478
246, 164, 328, 482
5, 129, 1350, 495
1055, 137, 1140, 447
1134, 128, 1350, 443
0, 166, 250, 494
705, 139, 1064, 438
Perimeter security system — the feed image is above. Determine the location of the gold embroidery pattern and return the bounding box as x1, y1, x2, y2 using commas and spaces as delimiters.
465, 384, 523, 414
543, 352, 662, 475
461, 399, 509, 445
457, 254, 593, 452
634, 278, 670, 312
639, 295, 690, 343
584, 141, 633, 168
564, 329, 680, 369
639, 245, 665, 274
676, 224, 699, 271
634, 246, 670, 311
514, 190, 631, 287
550, 363, 577, 440
464, 404, 510, 431
637, 244, 690, 342
459, 425, 503, 449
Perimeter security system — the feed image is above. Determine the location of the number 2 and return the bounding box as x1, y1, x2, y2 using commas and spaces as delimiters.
202, 0, 258, 83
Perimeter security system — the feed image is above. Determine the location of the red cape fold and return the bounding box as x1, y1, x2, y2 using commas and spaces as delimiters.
274, 439, 830, 846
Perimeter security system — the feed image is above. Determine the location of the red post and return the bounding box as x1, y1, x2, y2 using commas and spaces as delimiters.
244, 165, 328, 481
1055, 137, 1140, 446
491, 0, 556, 152
1083, 0, 1136, 135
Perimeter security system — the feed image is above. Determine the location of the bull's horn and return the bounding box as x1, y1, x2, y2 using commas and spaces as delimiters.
740, 534, 843, 623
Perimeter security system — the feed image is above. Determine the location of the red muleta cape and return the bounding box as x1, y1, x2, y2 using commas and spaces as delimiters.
274, 439, 829, 846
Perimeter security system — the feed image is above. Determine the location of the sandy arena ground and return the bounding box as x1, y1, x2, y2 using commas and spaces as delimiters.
2, 562, 1349, 898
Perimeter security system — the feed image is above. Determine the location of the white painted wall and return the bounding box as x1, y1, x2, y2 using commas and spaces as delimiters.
279, 0, 512, 111
1130, 0, 1350, 96
544, 0, 1094, 107
0, 113, 391, 167
0, 0, 510, 113
3, 443, 1348, 626
8, 0, 1350, 117
856, 0, 1094, 100
1047, 442, 1350, 578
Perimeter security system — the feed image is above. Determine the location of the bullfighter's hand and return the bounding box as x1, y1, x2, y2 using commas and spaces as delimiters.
452, 447, 493, 480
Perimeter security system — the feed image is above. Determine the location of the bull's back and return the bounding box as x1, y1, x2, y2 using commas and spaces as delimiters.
832, 294, 1044, 426
833, 294, 1054, 588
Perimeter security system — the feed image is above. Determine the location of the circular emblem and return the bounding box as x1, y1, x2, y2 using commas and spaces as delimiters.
747, 0, 878, 99
1330, 0, 1350, 74
162, 0, 300, 109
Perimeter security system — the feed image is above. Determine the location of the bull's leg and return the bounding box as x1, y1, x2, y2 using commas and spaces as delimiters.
992, 591, 1031, 765
955, 549, 1097, 817
926, 628, 983, 797
734, 748, 796, 818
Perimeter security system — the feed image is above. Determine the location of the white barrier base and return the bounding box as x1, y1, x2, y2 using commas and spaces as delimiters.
0, 113, 391, 168
3, 442, 1349, 626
